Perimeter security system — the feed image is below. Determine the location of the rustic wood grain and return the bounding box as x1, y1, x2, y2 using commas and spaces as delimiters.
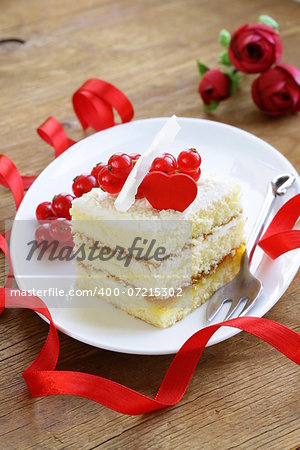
0, 0, 300, 448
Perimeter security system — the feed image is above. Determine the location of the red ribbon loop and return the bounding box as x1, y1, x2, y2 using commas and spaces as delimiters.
0, 235, 9, 314
36, 80, 134, 157
0, 154, 24, 208
1, 287, 299, 416
37, 116, 76, 158
1, 80, 134, 191
259, 194, 300, 258
72, 79, 134, 131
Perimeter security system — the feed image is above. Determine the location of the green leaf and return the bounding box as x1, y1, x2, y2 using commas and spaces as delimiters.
196, 59, 210, 78
229, 79, 237, 95
203, 101, 219, 112
219, 29, 231, 48
227, 69, 242, 84
218, 50, 232, 66
258, 15, 279, 32
226, 69, 242, 95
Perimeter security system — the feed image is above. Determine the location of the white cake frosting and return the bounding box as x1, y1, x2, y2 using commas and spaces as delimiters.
71, 171, 239, 220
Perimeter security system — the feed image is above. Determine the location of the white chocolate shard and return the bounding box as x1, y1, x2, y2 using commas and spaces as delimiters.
114, 115, 181, 212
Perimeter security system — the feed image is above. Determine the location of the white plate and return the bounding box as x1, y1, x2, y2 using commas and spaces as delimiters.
10, 118, 300, 355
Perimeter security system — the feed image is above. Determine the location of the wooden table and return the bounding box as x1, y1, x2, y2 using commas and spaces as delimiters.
1, 0, 299, 448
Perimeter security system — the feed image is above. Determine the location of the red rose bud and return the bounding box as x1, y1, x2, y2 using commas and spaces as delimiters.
252, 64, 300, 116
228, 24, 282, 74
198, 69, 231, 105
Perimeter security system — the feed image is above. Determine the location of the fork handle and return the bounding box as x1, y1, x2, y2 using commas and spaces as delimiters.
247, 184, 275, 266
247, 173, 296, 267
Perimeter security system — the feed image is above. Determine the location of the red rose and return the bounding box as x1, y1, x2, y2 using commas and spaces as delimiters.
228, 24, 282, 73
198, 69, 230, 105
252, 64, 300, 116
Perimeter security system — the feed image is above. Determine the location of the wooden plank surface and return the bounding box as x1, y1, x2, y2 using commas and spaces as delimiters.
0, 0, 299, 448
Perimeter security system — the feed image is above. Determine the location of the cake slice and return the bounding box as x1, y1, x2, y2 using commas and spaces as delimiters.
71, 171, 245, 328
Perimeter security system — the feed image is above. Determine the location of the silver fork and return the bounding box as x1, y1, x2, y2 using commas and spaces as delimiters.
206, 173, 296, 322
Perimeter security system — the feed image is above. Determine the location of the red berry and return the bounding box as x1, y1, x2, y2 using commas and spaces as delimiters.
35, 223, 51, 244
72, 174, 97, 198
150, 153, 177, 174
108, 153, 133, 179
129, 153, 141, 165
49, 219, 72, 243
36, 201, 56, 222
177, 148, 201, 173
52, 193, 74, 220
98, 167, 125, 194
64, 239, 74, 249
186, 167, 201, 182
91, 163, 106, 184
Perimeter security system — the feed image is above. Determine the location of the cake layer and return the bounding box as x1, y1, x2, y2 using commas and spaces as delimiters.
75, 246, 244, 328
71, 171, 245, 327
71, 217, 192, 258
72, 215, 245, 293
71, 172, 243, 253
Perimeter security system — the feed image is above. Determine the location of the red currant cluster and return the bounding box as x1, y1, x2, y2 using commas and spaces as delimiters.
35, 218, 73, 248
161, 148, 201, 180
93, 148, 201, 197
35, 195, 74, 247
137, 149, 201, 199
92, 153, 140, 194
34, 148, 201, 243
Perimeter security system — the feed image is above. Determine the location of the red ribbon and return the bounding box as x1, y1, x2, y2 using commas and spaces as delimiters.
37, 117, 76, 158
0, 156, 37, 193
0, 289, 299, 415
0, 80, 299, 415
37, 79, 134, 159
0, 155, 24, 208
73, 79, 134, 131
259, 194, 300, 258
1, 79, 134, 191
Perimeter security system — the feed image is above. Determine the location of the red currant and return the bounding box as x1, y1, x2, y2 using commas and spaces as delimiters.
72, 174, 97, 198
91, 163, 106, 184
98, 167, 125, 194
129, 153, 141, 165
35, 223, 51, 244
64, 239, 74, 249
52, 193, 74, 220
177, 148, 201, 173
49, 219, 72, 243
186, 167, 201, 182
150, 153, 177, 174
108, 153, 133, 179
36, 201, 56, 222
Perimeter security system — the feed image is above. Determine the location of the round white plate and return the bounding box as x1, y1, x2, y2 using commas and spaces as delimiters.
10, 118, 300, 355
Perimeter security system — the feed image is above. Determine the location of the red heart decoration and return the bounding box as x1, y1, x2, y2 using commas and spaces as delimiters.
141, 171, 198, 212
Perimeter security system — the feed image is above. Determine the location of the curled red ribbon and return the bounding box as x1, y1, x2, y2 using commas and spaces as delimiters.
0, 80, 299, 415
259, 194, 300, 258
37, 79, 134, 159
0, 79, 134, 191
0, 289, 298, 415
0, 155, 37, 193
0, 154, 24, 208
37, 116, 76, 158
73, 79, 134, 131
